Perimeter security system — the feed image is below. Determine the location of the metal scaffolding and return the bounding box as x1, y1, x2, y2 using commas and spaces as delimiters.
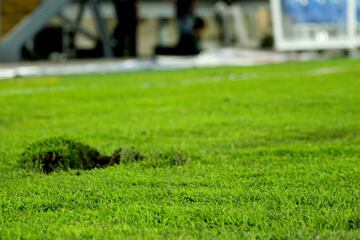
0, 0, 113, 62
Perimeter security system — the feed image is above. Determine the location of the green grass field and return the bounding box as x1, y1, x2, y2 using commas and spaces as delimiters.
0, 59, 359, 239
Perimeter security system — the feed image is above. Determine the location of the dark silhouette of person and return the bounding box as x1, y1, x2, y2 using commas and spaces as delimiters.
112, 0, 138, 57
175, 16, 205, 55
175, 0, 196, 37
155, 0, 205, 55
155, 16, 205, 55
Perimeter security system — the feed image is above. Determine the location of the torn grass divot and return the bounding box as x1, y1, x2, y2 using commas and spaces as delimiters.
20, 137, 143, 173
20, 137, 190, 174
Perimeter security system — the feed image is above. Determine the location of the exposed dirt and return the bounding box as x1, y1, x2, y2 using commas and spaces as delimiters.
20, 137, 143, 174
348, 219, 359, 230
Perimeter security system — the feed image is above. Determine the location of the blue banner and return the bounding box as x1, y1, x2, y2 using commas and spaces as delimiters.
282, 0, 360, 24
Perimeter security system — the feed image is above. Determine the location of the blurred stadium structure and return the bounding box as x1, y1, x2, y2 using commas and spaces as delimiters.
0, 0, 270, 62
271, 0, 360, 51
0, 0, 359, 62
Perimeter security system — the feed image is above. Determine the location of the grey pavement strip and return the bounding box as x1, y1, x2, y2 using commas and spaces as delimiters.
0, 49, 291, 80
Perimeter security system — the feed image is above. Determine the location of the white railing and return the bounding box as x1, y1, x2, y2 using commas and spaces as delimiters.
271, 0, 360, 51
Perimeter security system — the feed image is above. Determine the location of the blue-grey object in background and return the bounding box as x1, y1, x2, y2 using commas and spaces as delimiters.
281, 0, 357, 24
358, 0, 360, 22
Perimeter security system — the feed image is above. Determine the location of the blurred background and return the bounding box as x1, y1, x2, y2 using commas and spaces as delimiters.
0, 0, 359, 62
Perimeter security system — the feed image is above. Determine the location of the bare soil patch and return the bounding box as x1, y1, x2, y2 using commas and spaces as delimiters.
20, 137, 143, 173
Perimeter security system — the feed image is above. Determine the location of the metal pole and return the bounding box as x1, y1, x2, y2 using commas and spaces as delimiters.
89, 0, 113, 58
58, 12, 98, 41
75, 0, 86, 29
347, 0, 357, 50
232, 4, 251, 47
270, 0, 284, 51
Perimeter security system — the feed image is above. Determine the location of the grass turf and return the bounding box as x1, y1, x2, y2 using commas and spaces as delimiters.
0, 59, 359, 239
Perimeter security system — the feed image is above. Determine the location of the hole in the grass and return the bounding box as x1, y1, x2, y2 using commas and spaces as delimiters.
19, 137, 143, 174
348, 219, 359, 230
